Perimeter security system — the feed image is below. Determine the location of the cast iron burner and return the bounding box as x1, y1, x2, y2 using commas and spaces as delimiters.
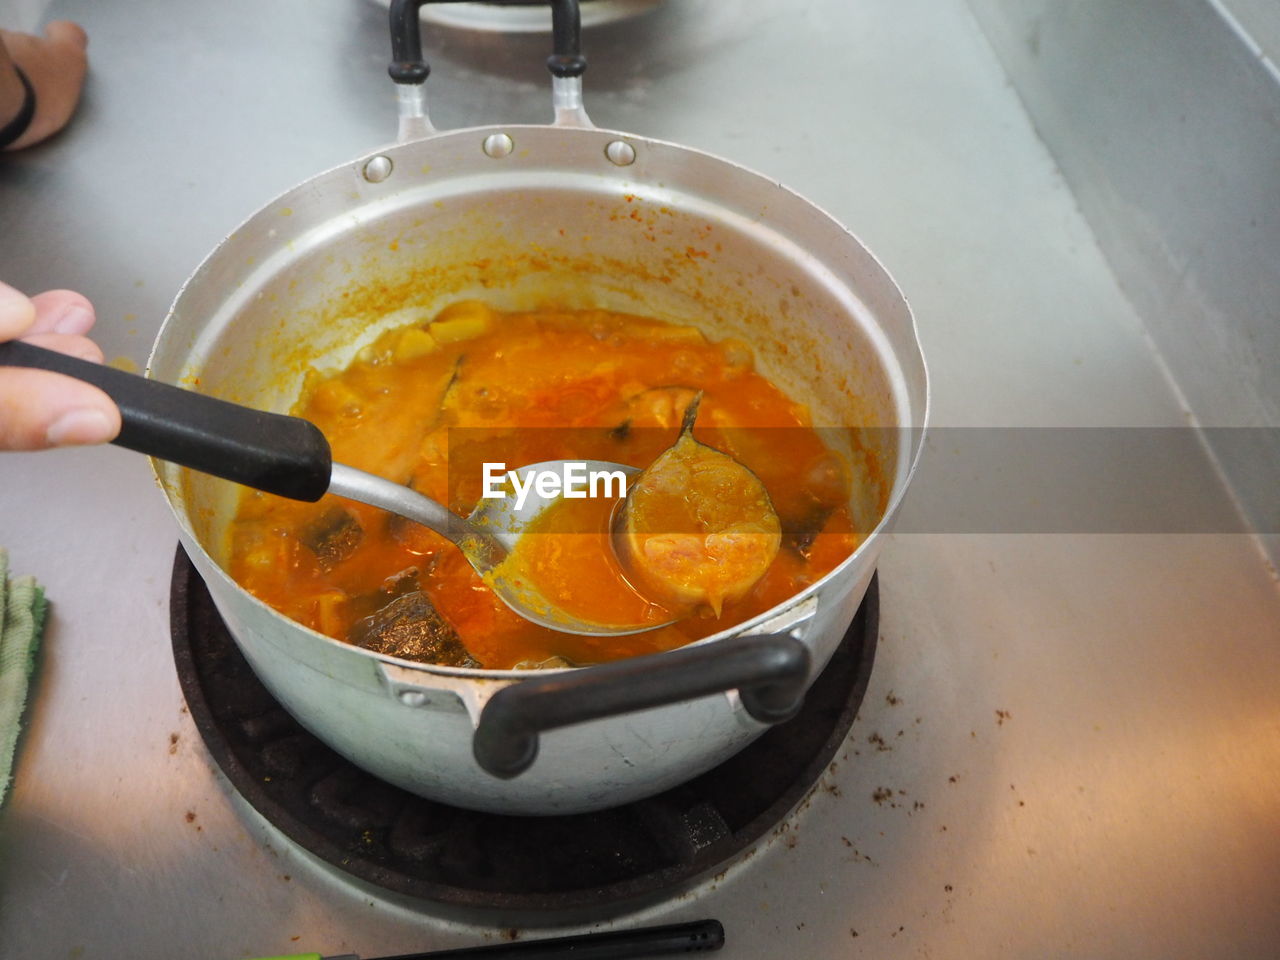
171, 547, 877, 915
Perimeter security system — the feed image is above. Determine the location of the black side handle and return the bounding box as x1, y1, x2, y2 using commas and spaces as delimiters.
473, 632, 811, 778
0, 340, 332, 502
544, 0, 587, 78
388, 0, 431, 84
389, 0, 586, 85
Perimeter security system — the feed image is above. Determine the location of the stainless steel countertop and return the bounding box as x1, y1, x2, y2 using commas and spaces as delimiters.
2, 1, 1278, 958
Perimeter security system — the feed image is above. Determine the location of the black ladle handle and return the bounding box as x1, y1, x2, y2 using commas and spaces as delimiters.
473, 632, 811, 778
0, 340, 332, 501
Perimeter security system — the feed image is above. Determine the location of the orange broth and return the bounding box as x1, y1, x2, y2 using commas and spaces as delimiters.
227, 302, 865, 669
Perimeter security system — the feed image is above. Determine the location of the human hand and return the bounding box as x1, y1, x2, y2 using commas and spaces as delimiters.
0, 21, 88, 151
0, 282, 121, 449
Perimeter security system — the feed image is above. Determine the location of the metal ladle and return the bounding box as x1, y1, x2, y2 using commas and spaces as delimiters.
0, 340, 671, 637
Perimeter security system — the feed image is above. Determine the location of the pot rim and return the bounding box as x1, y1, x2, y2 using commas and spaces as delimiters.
149, 120, 932, 683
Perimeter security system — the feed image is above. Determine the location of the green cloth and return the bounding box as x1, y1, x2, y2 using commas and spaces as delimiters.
0, 548, 47, 809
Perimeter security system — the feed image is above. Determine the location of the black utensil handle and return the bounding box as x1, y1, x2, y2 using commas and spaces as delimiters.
473, 633, 810, 778
389, 0, 585, 85
0, 340, 332, 502
372, 919, 724, 960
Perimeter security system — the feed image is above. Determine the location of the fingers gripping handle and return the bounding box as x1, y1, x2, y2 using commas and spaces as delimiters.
472, 633, 811, 778
0, 340, 332, 502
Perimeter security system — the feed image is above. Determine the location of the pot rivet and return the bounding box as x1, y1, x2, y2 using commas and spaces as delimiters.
605, 140, 636, 166
398, 690, 428, 708
482, 133, 514, 159
362, 155, 394, 183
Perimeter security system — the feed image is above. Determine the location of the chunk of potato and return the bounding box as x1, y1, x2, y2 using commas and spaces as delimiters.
430, 300, 493, 343
640, 323, 706, 343
311, 590, 350, 637
392, 326, 439, 362
239, 531, 295, 575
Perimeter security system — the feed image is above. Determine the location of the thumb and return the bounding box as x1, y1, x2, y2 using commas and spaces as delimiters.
43, 20, 88, 53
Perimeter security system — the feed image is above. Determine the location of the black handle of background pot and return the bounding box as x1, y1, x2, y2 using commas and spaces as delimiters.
473, 632, 811, 778
389, 0, 586, 84
390, 919, 726, 958
0, 340, 332, 502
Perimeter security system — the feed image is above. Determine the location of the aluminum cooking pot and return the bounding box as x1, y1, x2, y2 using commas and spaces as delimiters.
148, 0, 929, 815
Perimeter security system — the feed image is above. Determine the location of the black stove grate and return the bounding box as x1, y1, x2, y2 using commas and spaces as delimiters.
171, 547, 877, 915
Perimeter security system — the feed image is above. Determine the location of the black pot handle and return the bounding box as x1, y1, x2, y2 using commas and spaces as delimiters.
389, 0, 586, 84
472, 631, 812, 778
0, 340, 332, 502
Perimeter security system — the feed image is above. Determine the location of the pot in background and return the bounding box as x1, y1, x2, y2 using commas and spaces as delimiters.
148, 0, 928, 815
